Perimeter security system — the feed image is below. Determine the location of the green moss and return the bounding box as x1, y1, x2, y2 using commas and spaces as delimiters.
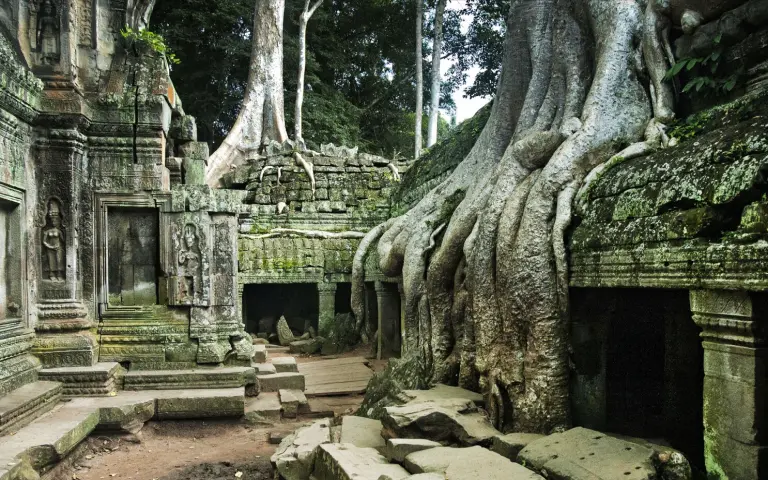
391, 102, 492, 214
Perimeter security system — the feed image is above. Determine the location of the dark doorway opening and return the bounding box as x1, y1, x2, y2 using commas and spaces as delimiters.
570, 288, 703, 469
335, 282, 352, 315
242, 283, 318, 339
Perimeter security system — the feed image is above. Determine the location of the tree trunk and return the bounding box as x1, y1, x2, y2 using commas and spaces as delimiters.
295, 0, 323, 143
414, 0, 424, 160
206, 0, 288, 188
354, 0, 674, 434
427, 0, 447, 147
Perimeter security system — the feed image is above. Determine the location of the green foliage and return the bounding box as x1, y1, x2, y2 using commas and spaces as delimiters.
664, 34, 741, 97
120, 26, 180, 65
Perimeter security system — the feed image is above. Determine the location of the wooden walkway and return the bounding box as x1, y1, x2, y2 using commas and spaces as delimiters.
298, 356, 374, 397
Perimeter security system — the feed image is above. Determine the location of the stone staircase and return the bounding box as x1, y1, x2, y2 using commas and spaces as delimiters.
0, 381, 62, 436
247, 343, 309, 420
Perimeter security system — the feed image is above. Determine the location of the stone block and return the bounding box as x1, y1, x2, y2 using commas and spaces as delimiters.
0, 381, 62, 436
38, 363, 123, 397
518, 427, 659, 480
404, 446, 543, 479
289, 338, 324, 355
245, 392, 282, 422
279, 389, 308, 418
170, 115, 197, 142
123, 367, 254, 390
183, 157, 207, 185
341, 416, 386, 449
254, 362, 277, 375
253, 344, 268, 363
271, 419, 332, 480
272, 356, 298, 373
386, 439, 442, 463
314, 443, 410, 480
155, 388, 245, 419
258, 373, 306, 392
490, 433, 545, 461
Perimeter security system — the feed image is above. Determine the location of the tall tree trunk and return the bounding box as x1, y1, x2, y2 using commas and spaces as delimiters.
414, 0, 424, 159
295, 0, 323, 143
206, 0, 288, 188
427, 0, 446, 147
354, 0, 676, 433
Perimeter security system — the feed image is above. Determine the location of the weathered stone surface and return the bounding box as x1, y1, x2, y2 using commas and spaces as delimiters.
382, 398, 499, 447
289, 338, 324, 355
386, 439, 442, 463
279, 389, 309, 418
358, 354, 431, 420
272, 356, 299, 373
341, 416, 386, 449
278, 316, 296, 346
246, 392, 282, 423
491, 433, 545, 461
321, 313, 359, 355
402, 385, 484, 407
254, 362, 277, 375
270, 418, 332, 480
258, 372, 306, 392
313, 443, 410, 480
518, 428, 660, 480
0, 381, 62, 436
154, 388, 245, 419
123, 367, 254, 390
38, 363, 123, 397
253, 344, 268, 363
404, 446, 543, 479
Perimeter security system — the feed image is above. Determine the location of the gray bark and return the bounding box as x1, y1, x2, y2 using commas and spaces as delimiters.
295, 0, 323, 142
353, 0, 671, 434
427, 0, 447, 147
207, 0, 288, 188
414, 0, 424, 159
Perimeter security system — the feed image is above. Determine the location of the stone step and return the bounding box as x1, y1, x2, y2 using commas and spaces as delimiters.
0, 388, 245, 480
254, 362, 277, 375
266, 345, 290, 354
39, 362, 123, 397
253, 344, 268, 363
404, 446, 544, 479
123, 367, 255, 391
258, 372, 306, 393
0, 381, 62, 437
279, 389, 309, 418
245, 392, 282, 422
272, 356, 298, 373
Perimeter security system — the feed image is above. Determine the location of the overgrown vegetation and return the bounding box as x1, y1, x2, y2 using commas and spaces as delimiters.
120, 26, 180, 65
664, 34, 741, 97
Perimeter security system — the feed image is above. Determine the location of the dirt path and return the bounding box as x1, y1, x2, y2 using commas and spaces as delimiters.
66, 419, 302, 480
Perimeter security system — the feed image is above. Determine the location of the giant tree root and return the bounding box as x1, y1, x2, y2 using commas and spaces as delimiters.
353, 0, 669, 434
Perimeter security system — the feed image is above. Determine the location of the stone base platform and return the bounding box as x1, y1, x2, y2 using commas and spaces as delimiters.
122, 366, 256, 391
39, 363, 124, 397
0, 388, 246, 480
0, 381, 62, 436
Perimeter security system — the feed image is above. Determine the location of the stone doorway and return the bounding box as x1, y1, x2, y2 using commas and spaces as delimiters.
570, 288, 704, 468
106, 207, 160, 306
0, 195, 23, 326
242, 283, 319, 340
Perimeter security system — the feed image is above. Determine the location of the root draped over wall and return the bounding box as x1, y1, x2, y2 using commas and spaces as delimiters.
353, 0, 676, 434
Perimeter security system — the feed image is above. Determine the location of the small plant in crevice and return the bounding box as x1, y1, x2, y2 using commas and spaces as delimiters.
120, 26, 180, 65
665, 34, 741, 97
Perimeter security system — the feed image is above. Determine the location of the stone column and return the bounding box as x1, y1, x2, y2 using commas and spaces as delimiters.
690, 289, 767, 480
32, 129, 97, 368
375, 281, 400, 360
317, 283, 337, 338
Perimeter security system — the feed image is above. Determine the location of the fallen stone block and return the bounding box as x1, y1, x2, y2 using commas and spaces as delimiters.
404, 446, 544, 479
259, 372, 306, 392
386, 439, 442, 463
402, 385, 484, 407
313, 443, 410, 480
280, 389, 309, 418
273, 356, 299, 373
382, 399, 499, 447
245, 392, 282, 423
491, 433, 545, 461
271, 418, 332, 480
341, 416, 386, 449
289, 339, 323, 355
518, 427, 664, 480
154, 388, 245, 419
253, 344, 268, 363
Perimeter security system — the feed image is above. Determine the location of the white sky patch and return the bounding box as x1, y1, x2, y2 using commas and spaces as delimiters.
445, 0, 491, 122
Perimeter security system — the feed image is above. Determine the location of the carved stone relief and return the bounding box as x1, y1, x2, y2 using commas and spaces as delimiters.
41, 198, 65, 282
33, 0, 61, 65
169, 214, 210, 306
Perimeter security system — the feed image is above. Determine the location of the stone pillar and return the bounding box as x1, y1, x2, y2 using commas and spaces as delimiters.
317, 283, 337, 338
32, 129, 97, 368
690, 289, 767, 480
375, 281, 400, 360
398, 283, 406, 356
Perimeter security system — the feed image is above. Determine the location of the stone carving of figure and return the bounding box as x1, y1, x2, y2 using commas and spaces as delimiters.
37, 0, 60, 65
42, 200, 65, 281
177, 223, 200, 299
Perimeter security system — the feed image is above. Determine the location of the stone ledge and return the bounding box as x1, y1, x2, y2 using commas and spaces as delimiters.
39, 363, 124, 397
123, 367, 255, 390
0, 381, 62, 436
